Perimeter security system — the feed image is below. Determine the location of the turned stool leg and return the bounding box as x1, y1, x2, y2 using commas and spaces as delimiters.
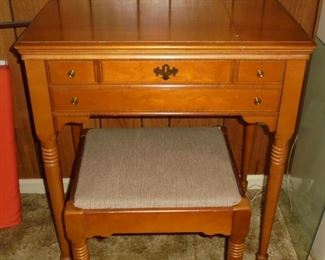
228, 238, 245, 260
71, 240, 89, 260
64, 202, 89, 260
227, 198, 251, 260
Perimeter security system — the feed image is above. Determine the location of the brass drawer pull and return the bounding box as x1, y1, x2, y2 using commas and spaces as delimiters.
70, 96, 79, 106
256, 69, 264, 78
67, 69, 76, 78
254, 97, 262, 105
153, 64, 178, 80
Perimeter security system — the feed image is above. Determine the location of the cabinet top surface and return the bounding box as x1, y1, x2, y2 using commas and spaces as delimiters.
16, 0, 314, 52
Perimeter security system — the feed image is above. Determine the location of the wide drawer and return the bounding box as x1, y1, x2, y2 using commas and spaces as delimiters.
237, 60, 285, 83
51, 87, 281, 114
47, 61, 97, 85
100, 60, 232, 84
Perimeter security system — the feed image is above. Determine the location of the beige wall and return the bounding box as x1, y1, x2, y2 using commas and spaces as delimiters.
317, 0, 325, 42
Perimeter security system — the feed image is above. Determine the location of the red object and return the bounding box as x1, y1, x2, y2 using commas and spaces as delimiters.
0, 65, 22, 228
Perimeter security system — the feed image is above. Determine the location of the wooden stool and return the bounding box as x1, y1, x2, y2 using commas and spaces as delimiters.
64, 127, 251, 259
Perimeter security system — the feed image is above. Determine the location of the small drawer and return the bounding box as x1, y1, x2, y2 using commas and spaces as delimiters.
47, 61, 97, 85
237, 61, 285, 83
101, 60, 232, 84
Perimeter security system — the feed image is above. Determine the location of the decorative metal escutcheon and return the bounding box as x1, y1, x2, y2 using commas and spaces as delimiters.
153, 64, 178, 80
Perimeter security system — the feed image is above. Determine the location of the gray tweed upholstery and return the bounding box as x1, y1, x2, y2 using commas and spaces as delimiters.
74, 127, 242, 209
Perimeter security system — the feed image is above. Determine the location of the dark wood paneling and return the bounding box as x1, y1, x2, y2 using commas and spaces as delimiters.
142, 118, 169, 127
279, 0, 320, 36
0, 0, 42, 178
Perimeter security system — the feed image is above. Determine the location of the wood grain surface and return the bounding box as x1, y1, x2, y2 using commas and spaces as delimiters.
14, 2, 314, 259
0, 0, 320, 179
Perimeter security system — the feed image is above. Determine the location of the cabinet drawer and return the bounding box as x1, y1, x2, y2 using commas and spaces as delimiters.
101, 60, 232, 84
51, 87, 280, 114
237, 61, 285, 83
47, 61, 97, 85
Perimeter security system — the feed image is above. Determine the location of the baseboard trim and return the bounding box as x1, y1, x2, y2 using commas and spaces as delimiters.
19, 178, 71, 194
247, 174, 266, 190
19, 175, 265, 194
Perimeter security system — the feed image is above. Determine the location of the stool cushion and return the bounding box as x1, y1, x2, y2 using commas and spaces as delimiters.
74, 127, 242, 209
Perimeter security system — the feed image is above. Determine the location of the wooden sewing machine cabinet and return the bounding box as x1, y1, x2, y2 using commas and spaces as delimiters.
15, 0, 314, 259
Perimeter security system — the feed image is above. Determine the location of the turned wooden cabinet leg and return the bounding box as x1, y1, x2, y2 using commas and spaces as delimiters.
41, 138, 71, 259
24, 60, 72, 259
257, 137, 289, 260
228, 198, 251, 260
255, 60, 307, 259
71, 240, 89, 260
